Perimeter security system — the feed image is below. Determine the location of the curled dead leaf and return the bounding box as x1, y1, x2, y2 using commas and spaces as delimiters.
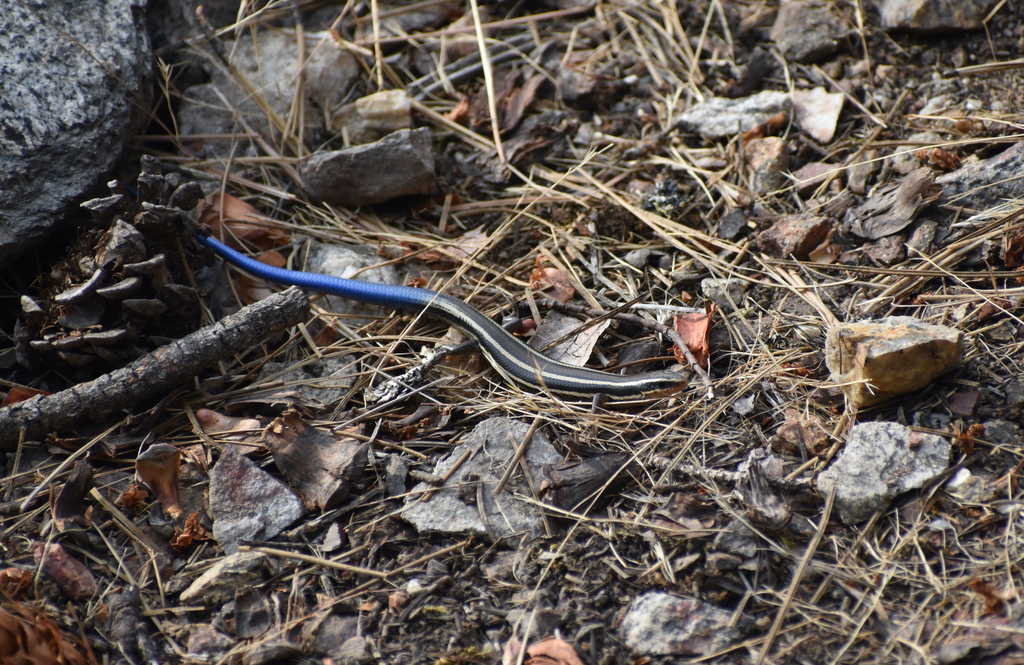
195, 192, 288, 250
136, 444, 183, 519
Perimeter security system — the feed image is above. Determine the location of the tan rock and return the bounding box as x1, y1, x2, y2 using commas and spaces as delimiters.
825, 316, 964, 408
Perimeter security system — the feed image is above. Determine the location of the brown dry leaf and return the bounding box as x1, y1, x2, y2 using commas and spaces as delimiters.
0, 386, 49, 407
425, 225, 491, 264
136, 444, 183, 519
672, 301, 716, 367
538, 454, 632, 510
915, 147, 962, 171
1003, 229, 1024, 268
529, 310, 610, 367
170, 512, 210, 551
530, 266, 575, 303
847, 168, 942, 240
235, 248, 286, 303
0, 604, 97, 665
0, 569, 32, 599
466, 69, 541, 134
651, 493, 718, 536
807, 236, 841, 264
264, 411, 369, 510
514, 637, 586, 665
446, 95, 471, 124
501, 73, 545, 134
32, 543, 98, 601
49, 461, 93, 532
195, 192, 288, 249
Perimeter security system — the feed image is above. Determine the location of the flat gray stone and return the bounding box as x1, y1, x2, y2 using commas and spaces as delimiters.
818, 421, 950, 523
401, 418, 562, 540
620, 591, 750, 656
209, 446, 305, 552
938, 141, 1024, 211
675, 91, 791, 140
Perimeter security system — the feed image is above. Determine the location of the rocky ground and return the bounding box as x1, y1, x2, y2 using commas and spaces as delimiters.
1, 1, 1023, 664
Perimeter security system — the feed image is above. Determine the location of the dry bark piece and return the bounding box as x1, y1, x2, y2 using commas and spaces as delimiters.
817, 421, 950, 523
108, 585, 159, 664
846, 168, 942, 240
735, 448, 790, 530
672, 302, 715, 368
264, 412, 369, 511
771, 409, 830, 456
825, 316, 964, 408
135, 444, 183, 519
745, 136, 789, 194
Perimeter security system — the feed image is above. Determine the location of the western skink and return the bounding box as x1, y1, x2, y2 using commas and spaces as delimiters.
197, 235, 686, 397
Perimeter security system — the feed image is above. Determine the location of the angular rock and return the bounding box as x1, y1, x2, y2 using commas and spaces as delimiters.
209, 446, 305, 552
825, 316, 964, 408
330, 90, 413, 145
177, 30, 359, 160
746, 137, 790, 194
793, 162, 839, 197
771, 0, 849, 63
701, 278, 749, 311
301, 128, 437, 206
0, 0, 151, 262
792, 87, 845, 143
818, 421, 950, 523
675, 91, 791, 140
304, 241, 404, 320
757, 214, 831, 260
180, 551, 272, 605
620, 592, 750, 656
880, 0, 992, 32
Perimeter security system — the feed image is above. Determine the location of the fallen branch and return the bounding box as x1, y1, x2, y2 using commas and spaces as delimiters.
0, 287, 310, 446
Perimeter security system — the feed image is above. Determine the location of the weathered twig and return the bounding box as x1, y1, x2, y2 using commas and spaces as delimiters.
0, 287, 310, 446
